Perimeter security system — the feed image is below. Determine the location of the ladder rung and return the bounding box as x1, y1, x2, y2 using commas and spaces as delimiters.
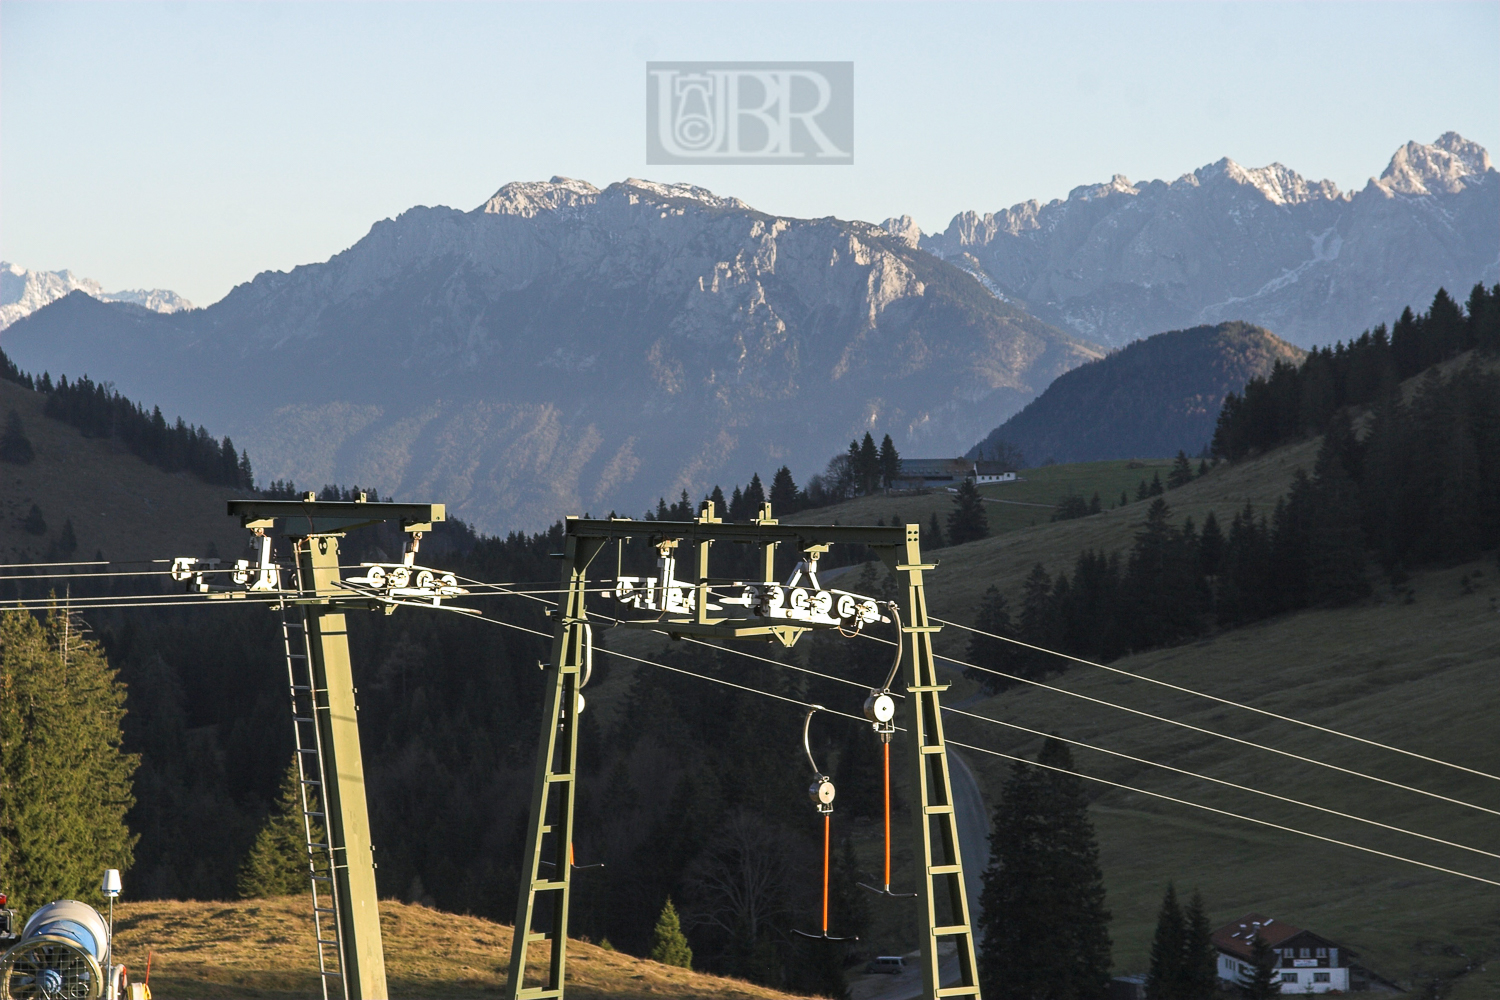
546, 773, 573, 783
526, 932, 550, 943
516, 990, 563, 999
316, 938, 340, 945
901, 625, 942, 633
293, 716, 316, 724
531, 880, 567, 890
929, 864, 962, 875
895, 563, 937, 571
310, 876, 332, 882
932, 924, 970, 936
920, 745, 946, 754
305, 811, 326, 818
924, 805, 954, 815
290, 684, 312, 691
296, 747, 319, 754
907, 684, 951, 693
936, 987, 980, 997
314, 907, 337, 915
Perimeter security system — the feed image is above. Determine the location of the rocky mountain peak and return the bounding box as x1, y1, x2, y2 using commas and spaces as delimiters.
1067, 173, 1140, 203
1, 261, 192, 330
1194, 158, 1342, 205
613, 178, 752, 211
880, 215, 922, 247
479, 176, 601, 216
1376, 132, 1493, 196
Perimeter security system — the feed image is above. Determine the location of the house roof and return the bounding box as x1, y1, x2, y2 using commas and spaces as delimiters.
1212, 914, 1302, 960
897, 458, 973, 477
974, 461, 1016, 475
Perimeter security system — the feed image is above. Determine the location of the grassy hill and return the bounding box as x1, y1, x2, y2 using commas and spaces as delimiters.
0, 378, 245, 566
110, 896, 814, 998
771, 438, 1500, 996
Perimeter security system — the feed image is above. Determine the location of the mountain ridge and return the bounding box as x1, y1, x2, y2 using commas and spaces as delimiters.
0, 261, 193, 330
915, 133, 1497, 348
2, 180, 1100, 533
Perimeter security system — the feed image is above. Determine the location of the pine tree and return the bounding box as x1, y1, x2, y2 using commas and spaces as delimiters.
1245, 934, 1279, 1000
1167, 452, 1194, 489
745, 473, 767, 512
238, 758, 323, 898
1149, 472, 1165, 496
57, 519, 78, 557
22, 503, 46, 536
926, 512, 945, 550
963, 586, 1018, 693
1119, 491, 1129, 508
858, 433, 881, 494
0, 608, 139, 911
1182, 892, 1218, 1000
1198, 512, 1224, 579
649, 897, 693, 969
769, 466, 798, 513
709, 484, 727, 515
1146, 884, 1185, 1000
947, 480, 989, 545
978, 738, 1111, 1000
0, 410, 34, 465
878, 434, 901, 488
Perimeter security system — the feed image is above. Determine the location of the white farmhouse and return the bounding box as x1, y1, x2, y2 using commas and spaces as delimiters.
1212, 914, 1350, 993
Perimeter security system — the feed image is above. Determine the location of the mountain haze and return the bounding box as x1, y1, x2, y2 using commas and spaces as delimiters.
969, 322, 1306, 465
1, 178, 1099, 532
919, 133, 1498, 348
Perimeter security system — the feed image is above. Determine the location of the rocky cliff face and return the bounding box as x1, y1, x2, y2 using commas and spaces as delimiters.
919, 133, 1498, 348
0, 262, 193, 330
1, 179, 1097, 533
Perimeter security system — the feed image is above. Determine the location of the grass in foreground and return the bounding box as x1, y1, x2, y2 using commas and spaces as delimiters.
110, 896, 817, 999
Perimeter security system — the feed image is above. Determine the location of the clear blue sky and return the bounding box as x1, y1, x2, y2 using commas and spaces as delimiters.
3, 1, 1496, 306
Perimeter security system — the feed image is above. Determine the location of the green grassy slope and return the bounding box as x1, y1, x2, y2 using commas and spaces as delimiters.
944, 555, 1500, 994
767, 441, 1500, 994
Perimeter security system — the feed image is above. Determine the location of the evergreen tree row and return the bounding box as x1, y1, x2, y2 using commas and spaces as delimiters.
0, 346, 254, 490
1213, 285, 1499, 461
963, 462, 1376, 690
640, 431, 905, 524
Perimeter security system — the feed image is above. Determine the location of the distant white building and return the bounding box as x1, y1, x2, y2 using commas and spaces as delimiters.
973, 461, 1018, 484
1212, 914, 1350, 994
892, 458, 1019, 490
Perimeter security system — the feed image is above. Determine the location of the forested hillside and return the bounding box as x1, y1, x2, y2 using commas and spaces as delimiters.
968, 322, 1305, 465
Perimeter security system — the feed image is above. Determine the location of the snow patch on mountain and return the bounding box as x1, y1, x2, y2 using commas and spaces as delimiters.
0, 262, 193, 330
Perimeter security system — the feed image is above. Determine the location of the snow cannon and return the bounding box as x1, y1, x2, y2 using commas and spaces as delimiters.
0, 897, 137, 999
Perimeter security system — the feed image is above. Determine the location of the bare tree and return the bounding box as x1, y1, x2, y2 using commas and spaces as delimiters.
679, 809, 810, 948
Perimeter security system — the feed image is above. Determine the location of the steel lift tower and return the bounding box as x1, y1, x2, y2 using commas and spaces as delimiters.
225, 498, 449, 1000
505, 507, 981, 1000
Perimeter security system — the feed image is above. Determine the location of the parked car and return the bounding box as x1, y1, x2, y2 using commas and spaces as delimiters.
866, 956, 907, 975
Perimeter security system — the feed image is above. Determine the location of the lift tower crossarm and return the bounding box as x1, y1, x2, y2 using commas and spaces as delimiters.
228, 499, 444, 536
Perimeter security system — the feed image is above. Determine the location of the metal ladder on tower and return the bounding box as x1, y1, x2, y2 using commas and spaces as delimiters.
280, 596, 349, 1000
